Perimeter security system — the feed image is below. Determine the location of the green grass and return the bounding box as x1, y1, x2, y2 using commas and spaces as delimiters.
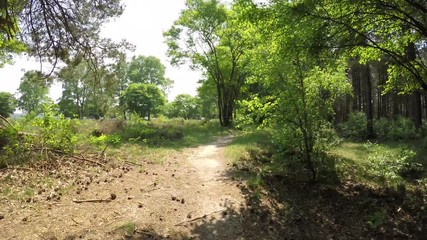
225, 130, 270, 163
332, 139, 427, 171
91, 118, 228, 163
2, 117, 229, 168
113, 221, 136, 237
331, 139, 427, 187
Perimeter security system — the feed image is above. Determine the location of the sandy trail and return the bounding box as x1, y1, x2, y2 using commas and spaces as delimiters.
0, 135, 245, 239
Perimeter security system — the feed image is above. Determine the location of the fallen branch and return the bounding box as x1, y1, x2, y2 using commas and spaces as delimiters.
175, 209, 225, 226
31, 147, 106, 167
72, 198, 112, 203
71, 155, 106, 167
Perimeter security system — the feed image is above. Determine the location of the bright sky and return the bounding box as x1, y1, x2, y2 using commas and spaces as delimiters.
0, 0, 202, 102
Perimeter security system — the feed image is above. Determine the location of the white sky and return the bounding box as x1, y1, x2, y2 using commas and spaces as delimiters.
0, 0, 202, 102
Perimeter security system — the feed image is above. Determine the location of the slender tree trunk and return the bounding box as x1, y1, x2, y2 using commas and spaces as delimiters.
413, 91, 422, 128
365, 63, 375, 139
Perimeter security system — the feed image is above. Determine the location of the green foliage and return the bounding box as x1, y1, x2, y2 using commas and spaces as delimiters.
0, 123, 30, 167
57, 58, 124, 119
1, 0, 128, 71
121, 83, 166, 120
388, 117, 416, 140
57, 59, 92, 118
258, 62, 350, 182
339, 112, 367, 140
166, 94, 199, 119
286, 0, 427, 92
31, 103, 78, 153
196, 78, 217, 120
119, 116, 184, 144
0, 92, 16, 117
363, 143, 423, 186
89, 134, 121, 149
374, 117, 416, 140
164, 0, 253, 126
366, 209, 388, 230
117, 116, 225, 149
127, 55, 173, 90
17, 70, 52, 114
373, 118, 391, 139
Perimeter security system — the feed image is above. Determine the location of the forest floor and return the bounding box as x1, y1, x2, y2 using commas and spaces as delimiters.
1, 135, 426, 239
0, 135, 251, 239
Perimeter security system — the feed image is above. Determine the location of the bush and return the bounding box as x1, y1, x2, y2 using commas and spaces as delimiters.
89, 134, 122, 148
32, 103, 78, 153
339, 112, 367, 139
120, 116, 185, 143
315, 122, 342, 151
374, 118, 392, 139
0, 123, 31, 167
271, 122, 340, 183
387, 116, 416, 140
364, 144, 423, 186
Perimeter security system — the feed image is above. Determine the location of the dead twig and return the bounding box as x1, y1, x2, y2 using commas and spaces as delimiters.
175, 209, 225, 226
72, 198, 112, 203
71, 154, 106, 167
100, 145, 108, 157
71, 217, 82, 225
31, 147, 106, 167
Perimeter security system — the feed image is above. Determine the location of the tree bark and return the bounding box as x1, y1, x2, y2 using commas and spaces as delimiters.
365, 63, 375, 139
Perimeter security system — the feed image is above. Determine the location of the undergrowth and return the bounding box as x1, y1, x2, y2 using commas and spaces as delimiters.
227, 129, 427, 238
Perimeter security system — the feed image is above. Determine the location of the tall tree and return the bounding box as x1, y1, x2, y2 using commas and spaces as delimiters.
127, 55, 173, 91
120, 83, 166, 120
17, 70, 51, 113
57, 57, 121, 119
233, 0, 352, 182
164, 0, 252, 127
57, 58, 92, 118
286, 0, 427, 92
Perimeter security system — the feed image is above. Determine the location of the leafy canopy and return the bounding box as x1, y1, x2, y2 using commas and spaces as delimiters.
121, 83, 166, 120
127, 55, 173, 90
17, 70, 52, 114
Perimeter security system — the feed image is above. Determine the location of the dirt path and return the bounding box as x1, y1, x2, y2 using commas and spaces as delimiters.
0, 136, 246, 239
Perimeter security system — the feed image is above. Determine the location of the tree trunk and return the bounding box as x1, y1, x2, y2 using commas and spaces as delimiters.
365, 63, 375, 139
413, 91, 422, 128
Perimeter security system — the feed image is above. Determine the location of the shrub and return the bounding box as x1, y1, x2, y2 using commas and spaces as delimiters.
374, 118, 392, 139
31, 103, 78, 153
339, 112, 367, 139
272, 122, 340, 183
89, 134, 122, 148
364, 144, 423, 186
387, 116, 416, 140
0, 123, 31, 167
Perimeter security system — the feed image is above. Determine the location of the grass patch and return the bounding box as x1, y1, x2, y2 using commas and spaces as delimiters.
225, 130, 270, 163
113, 221, 136, 237
94, 119, 228, 163
331, 140, 426, 186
